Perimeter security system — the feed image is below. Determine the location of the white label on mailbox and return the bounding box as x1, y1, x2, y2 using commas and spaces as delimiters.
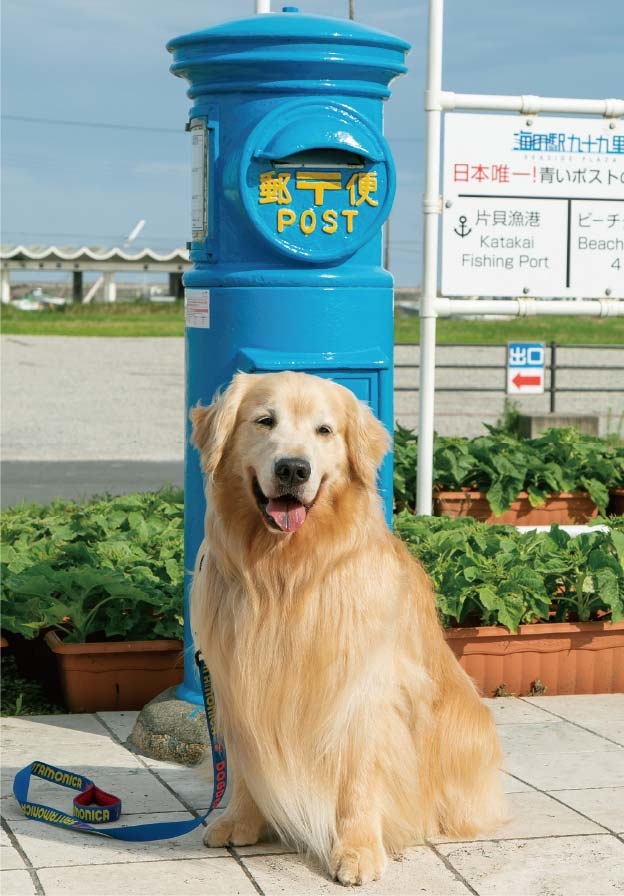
185, 289, 210, 329
191, 121, 207, 240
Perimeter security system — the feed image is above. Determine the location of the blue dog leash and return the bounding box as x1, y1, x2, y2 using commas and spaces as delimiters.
12, 652, 227, 842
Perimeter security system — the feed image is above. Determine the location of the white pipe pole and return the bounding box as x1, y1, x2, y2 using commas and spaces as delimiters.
123, 219, 146, 248
83, 275, 104, 304
440, 92, 624, 118
1, 266, 11, 304
256, 0, 271, 12
433, 298, 624, 317
416, 0, 444, 516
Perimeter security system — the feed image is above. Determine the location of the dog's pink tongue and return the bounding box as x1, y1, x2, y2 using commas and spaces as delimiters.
266, 498, 307, 532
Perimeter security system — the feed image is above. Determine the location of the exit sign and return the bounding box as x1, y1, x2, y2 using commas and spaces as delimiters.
507, 342, 545, 394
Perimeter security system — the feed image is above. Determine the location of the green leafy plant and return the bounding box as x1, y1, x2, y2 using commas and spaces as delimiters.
491, 399, 522, 437
393, 423, 419, 513
1, 489, 184, 643
393, 426, 624, 516
394, 511, 624, 632
3, 488, 622, 649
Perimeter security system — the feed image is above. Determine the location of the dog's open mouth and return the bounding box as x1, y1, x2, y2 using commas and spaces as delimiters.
252, 477, 309, 533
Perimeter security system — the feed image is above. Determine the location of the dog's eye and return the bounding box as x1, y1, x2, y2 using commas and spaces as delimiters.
256, 416, 275, 428
317, 424, 333, 436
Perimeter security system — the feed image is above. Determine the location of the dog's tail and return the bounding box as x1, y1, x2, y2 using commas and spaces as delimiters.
250, 756, 337, 870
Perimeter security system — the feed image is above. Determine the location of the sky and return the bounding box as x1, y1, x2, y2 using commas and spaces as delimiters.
1, 0, 622, 287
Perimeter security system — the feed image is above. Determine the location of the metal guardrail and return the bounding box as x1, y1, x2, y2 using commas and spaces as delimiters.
395, 342, 624, 413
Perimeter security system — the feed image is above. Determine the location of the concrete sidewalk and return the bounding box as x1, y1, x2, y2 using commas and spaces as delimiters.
2, 695, 623, 896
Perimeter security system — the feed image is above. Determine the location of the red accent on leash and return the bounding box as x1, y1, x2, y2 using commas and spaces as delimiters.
73, 784, 122, 822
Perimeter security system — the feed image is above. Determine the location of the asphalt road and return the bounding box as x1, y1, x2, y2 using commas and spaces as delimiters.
2, 336, 185, 507
0, 460, 183, 508
2, 335, 622, 507
2, 336, 184, 461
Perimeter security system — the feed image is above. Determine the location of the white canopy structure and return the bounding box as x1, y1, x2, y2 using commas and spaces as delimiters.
0, 245, 191, 303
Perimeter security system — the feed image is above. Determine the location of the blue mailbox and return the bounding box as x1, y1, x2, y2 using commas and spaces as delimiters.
167, 8, 409, 702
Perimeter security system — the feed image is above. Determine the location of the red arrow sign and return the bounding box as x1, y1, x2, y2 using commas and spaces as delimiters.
512, 372, 542, 388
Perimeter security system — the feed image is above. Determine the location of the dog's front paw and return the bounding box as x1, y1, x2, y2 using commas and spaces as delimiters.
330, 842, 388, 886
203, 815, 263, 848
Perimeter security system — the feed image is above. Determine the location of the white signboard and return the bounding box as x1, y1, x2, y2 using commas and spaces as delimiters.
442, 114, 624, 298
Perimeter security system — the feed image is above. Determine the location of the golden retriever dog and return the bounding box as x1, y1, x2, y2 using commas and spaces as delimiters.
190, 371, 505, 886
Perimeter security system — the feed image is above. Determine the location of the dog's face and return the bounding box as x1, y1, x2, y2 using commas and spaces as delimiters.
191, 371, 390, 535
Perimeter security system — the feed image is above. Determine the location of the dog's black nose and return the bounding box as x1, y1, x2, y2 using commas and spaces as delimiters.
274, 457, 311, 488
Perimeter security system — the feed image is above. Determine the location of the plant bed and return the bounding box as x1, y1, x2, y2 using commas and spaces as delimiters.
444, 622, 624, 697
3, 490, 623, 709
1, 490, 185, 712
395, 512, 624, 695
1, 490, 184, 645
433, 489, 598, 525
394, 424, 623, 521
44, 631, 183, 712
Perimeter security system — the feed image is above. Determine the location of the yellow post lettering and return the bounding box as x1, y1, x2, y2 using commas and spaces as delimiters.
295, 171, 341, 205
341, 209, 359, 233
321, 209, 338, 234
299, 209, 316, 235
277, 208, 297, 232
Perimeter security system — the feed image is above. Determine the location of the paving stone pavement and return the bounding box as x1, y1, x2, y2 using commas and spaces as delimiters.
2, 694, 623, 896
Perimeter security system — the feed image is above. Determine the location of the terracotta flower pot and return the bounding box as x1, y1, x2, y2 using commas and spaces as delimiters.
44, 632, 184, 712
445, 622, 624, 697
433, 490, 598, 525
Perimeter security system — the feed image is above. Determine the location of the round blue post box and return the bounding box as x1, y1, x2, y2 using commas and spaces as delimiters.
167, 9, 409, 702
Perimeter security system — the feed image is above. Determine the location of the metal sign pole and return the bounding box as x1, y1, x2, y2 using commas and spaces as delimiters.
416, 0, 622, 516
416, 0, 444, 516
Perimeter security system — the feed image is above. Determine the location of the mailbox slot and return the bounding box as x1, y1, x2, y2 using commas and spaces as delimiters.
273, 149, 365, 169
252, 106, 386, 166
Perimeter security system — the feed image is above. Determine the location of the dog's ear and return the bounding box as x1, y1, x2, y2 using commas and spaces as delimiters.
345, 395, 391, 487
190, 373, 252, 478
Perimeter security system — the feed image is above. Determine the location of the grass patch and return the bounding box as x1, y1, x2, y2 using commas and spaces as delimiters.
2, 301, 623, 344
1, 301, 185, 337
395, 311, 624, 345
